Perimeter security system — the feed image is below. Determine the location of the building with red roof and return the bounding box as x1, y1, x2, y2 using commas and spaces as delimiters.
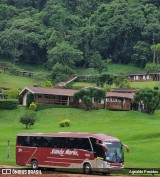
19, 86, 78, 106
19, 86, 138, 110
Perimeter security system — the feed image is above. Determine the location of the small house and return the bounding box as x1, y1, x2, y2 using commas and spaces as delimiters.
19, 86, 77, 106
105, 88, 140, 110
127, 73, 160, 82
105, 92, 135, 110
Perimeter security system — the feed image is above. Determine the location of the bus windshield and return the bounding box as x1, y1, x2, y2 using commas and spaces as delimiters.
104, 142, 124, 163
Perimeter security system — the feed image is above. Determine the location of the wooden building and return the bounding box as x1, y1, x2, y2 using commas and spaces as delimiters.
127, 73, 160, 82
20, 86, 139, 111
19, 86, 77, 106
105, 88, 139, 110
19, 86, 105, 109
105, 92, 135, 110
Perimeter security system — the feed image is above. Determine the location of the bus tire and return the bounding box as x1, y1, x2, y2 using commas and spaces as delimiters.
31, 160, 38, 169
83, 163, 92, 174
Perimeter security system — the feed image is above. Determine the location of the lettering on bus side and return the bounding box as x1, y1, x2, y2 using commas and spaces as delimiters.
50, 149, 79, 156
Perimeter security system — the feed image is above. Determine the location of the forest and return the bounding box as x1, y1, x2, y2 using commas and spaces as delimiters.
0, 0, 160, 75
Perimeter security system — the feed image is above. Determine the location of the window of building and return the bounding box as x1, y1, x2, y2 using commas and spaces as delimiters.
146, 75, 150, 80
45, 95, 49, 99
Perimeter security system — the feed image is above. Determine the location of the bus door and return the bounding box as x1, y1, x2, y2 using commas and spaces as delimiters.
90, 138, 105, 169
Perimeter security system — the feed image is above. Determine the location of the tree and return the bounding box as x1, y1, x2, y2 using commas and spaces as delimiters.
5, 88, 19, 99
114, 74, 130, 88
48, 41, 83, 68
145, 63, 160, 81
145, 63, 160, 73
89, 51, 106, 73
51, 62, 75, 83
82, 95, 93, 110
150, 43, 160, 63
0, 17, 47, 64
20, 111, 37, 129
74, 87, 105, 110
93, 89, 106, 109
97, 73, 114, 87
44, 80, 53, 88
132, 41, 151, 67
134, 88, 160, 114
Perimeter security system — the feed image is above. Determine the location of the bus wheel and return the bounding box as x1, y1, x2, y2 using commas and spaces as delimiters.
83, 163, 92, 174
31, 160, 38, 169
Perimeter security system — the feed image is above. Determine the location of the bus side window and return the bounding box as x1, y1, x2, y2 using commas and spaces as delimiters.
77, 138, 92, 151
25, 136, 31, 146
17, 136, 27, 146
31, 137, 38, 147
84, 138, 92, 151
42, 137, 54, 147
66, 138, 77, 149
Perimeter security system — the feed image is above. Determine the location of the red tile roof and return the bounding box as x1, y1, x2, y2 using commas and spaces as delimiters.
20, 86, 135, 99
20, 86, 78, 96
106, 92, 135, 99
111, 88, 139, 93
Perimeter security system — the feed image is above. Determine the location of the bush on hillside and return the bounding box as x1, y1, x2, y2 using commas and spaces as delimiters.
51, 62, 75, 83
64, 119, 70, 127
5, 88, 19, 99
44, 80, 53, 88
59, 120, 66, 127
82, 95, 93, 110
33, 72, 50, 81
20, 111, 37, 129
0, 99, 18, 110
59, 119, 71, 127
10, 66, 20, 75
29, 102, 37, 111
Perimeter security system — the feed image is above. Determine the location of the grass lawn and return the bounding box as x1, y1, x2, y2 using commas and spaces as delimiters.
72, 81, 159, 89
0, 106, 160, 168
107, 63, 145, 75
75, 63, 144, 76
130, 81, 160, 89
72, 82, 96, 88
0, 73, 36, 89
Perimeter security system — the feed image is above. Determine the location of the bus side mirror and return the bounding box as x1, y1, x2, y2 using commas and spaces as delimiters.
123, 144, 129, 153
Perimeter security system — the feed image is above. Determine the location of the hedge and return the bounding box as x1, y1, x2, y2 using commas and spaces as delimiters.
0, 99, 18, 110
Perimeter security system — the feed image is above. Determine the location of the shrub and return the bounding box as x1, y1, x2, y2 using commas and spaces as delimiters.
29, 102, 37, 111
10, 66, 20, 74
64, 119, 70, 127
44, 80, 53, 88
83, 95, 93, 110
20, 111, 37, 129
59, 119, 71, 127
59, 120, 66, 127
33, 72, 49, 81
5, 88, 19, 99
0, 99, 18, 110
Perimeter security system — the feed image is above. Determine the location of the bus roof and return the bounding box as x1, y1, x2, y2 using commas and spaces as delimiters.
17, 132, 120, 142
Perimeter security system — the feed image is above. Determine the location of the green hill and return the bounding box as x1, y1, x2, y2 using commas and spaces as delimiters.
0, 73, 35, 89
1, 62, 159, 90
0, 106, 160, 168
